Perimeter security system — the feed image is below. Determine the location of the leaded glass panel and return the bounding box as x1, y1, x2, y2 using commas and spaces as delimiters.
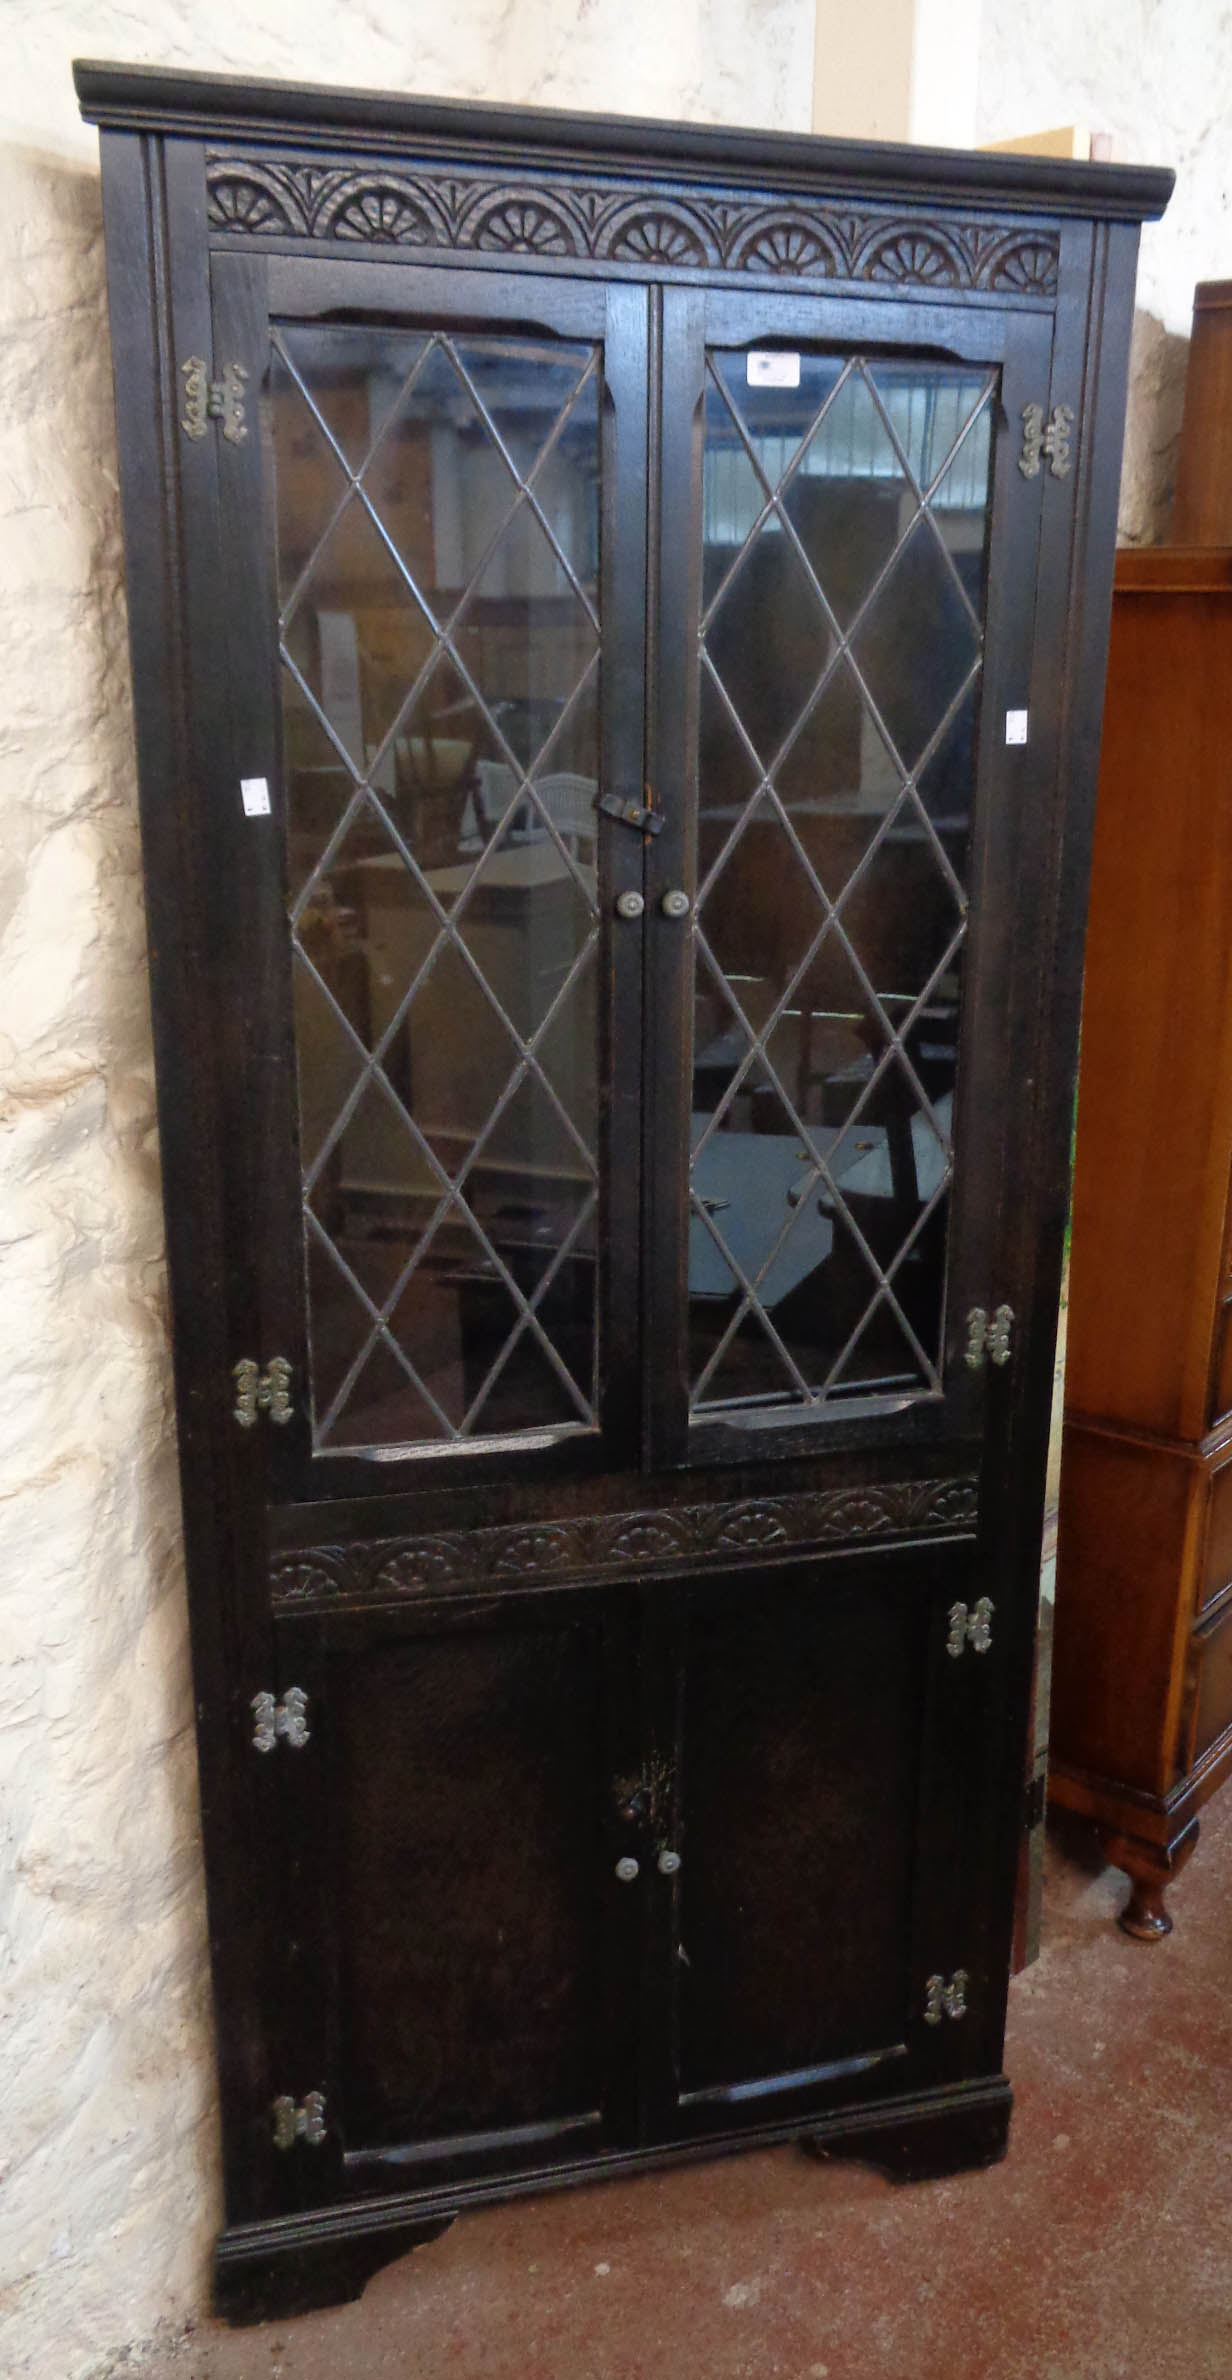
272, 325, 602, 1450
691, 349, 995, 1415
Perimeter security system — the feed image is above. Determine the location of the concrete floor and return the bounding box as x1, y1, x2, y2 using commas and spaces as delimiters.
155, 1797, 1232, 2380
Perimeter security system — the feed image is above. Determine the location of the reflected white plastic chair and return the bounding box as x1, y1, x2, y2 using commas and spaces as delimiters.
474, 762, 598, 861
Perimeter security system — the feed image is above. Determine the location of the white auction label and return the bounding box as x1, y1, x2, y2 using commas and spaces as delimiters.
747, 351, 801, 389
240, 776, 272, 816
1004, 710, 1029, 746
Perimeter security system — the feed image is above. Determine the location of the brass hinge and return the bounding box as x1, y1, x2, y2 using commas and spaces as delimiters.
924, 1969, 969, 2025
964, 1305, 1014, 1371
251, 1688, 310, 1753
233, 1356, 293, 1428
1018, 401, 1073, 480
180, 354, 249, 445
271, 2091, 327, 2150
946, 1596, 994, 1658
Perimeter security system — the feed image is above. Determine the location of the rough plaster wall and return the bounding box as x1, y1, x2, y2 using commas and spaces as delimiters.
977, 0, 1232, 539
0, 124, 219, 2380
0, 8, 815, 2380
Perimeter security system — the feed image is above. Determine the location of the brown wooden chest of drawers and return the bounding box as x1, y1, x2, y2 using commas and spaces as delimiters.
1052, 547, 1232, 1935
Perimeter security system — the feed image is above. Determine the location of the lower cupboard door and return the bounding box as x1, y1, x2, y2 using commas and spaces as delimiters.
267, 1587, 640, 2203
650, 1549, 993, 2142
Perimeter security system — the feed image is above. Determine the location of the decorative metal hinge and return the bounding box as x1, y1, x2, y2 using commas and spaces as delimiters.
180, 354, 249, 445
963, 1305, 1014, 1371
233, 1356, 294, 1428
924, 1969, 969, 2025
1019, 401, 1074, 480
946, 1596, 995, 1658
251, 1687, 310, 1753
271, 2091, 327, 2150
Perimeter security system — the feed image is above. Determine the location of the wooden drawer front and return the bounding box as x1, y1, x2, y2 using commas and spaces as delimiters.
1053, 1427, 1198, 1792
1209, 1303, 1232, 1428
1201, 1453, 1232, 1611
1191, 1592, 1232, 1763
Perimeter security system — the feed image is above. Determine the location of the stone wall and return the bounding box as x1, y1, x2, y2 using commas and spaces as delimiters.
0, 9, 814, 2380
977, 0, 1232, 538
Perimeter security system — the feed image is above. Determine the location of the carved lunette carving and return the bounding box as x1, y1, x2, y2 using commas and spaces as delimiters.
205, 153, 1059, 300
269, 1475, 979, 1610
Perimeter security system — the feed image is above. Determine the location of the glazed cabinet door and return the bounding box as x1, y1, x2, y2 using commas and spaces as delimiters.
645, 286, 1055, 1466
201, 250, 649, 1500
260, 1584, 644, 2206
641, 1548, 1006, 2142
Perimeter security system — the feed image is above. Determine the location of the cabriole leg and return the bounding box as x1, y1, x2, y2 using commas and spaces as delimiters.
1101, 1819, 1199, 1941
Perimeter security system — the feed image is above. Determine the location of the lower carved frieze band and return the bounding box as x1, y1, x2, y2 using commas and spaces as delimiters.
269, 1474, 979, 1610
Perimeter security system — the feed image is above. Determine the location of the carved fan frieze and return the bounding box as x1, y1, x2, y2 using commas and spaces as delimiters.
205, 152, 1059, 300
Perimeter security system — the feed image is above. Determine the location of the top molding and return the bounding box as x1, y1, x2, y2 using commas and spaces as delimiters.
75, 59, 1173, 226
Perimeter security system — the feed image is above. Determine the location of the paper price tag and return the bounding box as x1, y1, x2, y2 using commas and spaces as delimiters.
1004, 711, 1029, 747
241, 776, 272, 817
747, 351, 801, 389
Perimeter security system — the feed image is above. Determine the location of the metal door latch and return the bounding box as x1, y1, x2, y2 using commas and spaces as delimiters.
964, 1305, 1014, 1370
597, 790, 663, 835
924, 1969, 969, 2025
271, 2091, 327, 2150
251, 1687, 310, 1753
180, 355, 249, 445
946, 1596, 994, 1658
233, 1357, 294, 1428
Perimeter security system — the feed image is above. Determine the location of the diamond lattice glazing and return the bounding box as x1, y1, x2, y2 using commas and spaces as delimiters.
690, 351, 996, 1414
272, 326, 603, 1449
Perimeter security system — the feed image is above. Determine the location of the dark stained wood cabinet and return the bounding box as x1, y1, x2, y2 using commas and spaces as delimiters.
76, 58, 1169, 2321
1052, 549, 1232, 1937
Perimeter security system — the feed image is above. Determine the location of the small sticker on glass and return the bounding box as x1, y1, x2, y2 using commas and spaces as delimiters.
747, 351, 801, 389
1005, 710, 1029, 746
241, 776, 272, 817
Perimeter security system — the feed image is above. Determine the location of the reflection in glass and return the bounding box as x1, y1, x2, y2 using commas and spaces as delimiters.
691, 350, 995, 1415
272, 326, 602, 1451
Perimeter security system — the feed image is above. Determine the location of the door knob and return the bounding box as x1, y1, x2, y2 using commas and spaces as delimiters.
615, 890, 645, 920
660, 888, 690, 919
615, 1856, 640, 1883
656, 1848, 682, 1876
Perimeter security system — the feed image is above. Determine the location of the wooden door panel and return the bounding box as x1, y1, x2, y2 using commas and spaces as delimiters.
650, 1547, 989, 2138
336, 1624, 605, 2145
675, 1568, 921, 2100
276, 1588, 641, 2198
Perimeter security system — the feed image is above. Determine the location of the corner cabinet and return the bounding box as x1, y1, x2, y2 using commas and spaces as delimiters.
77, 58, 1170, 2322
